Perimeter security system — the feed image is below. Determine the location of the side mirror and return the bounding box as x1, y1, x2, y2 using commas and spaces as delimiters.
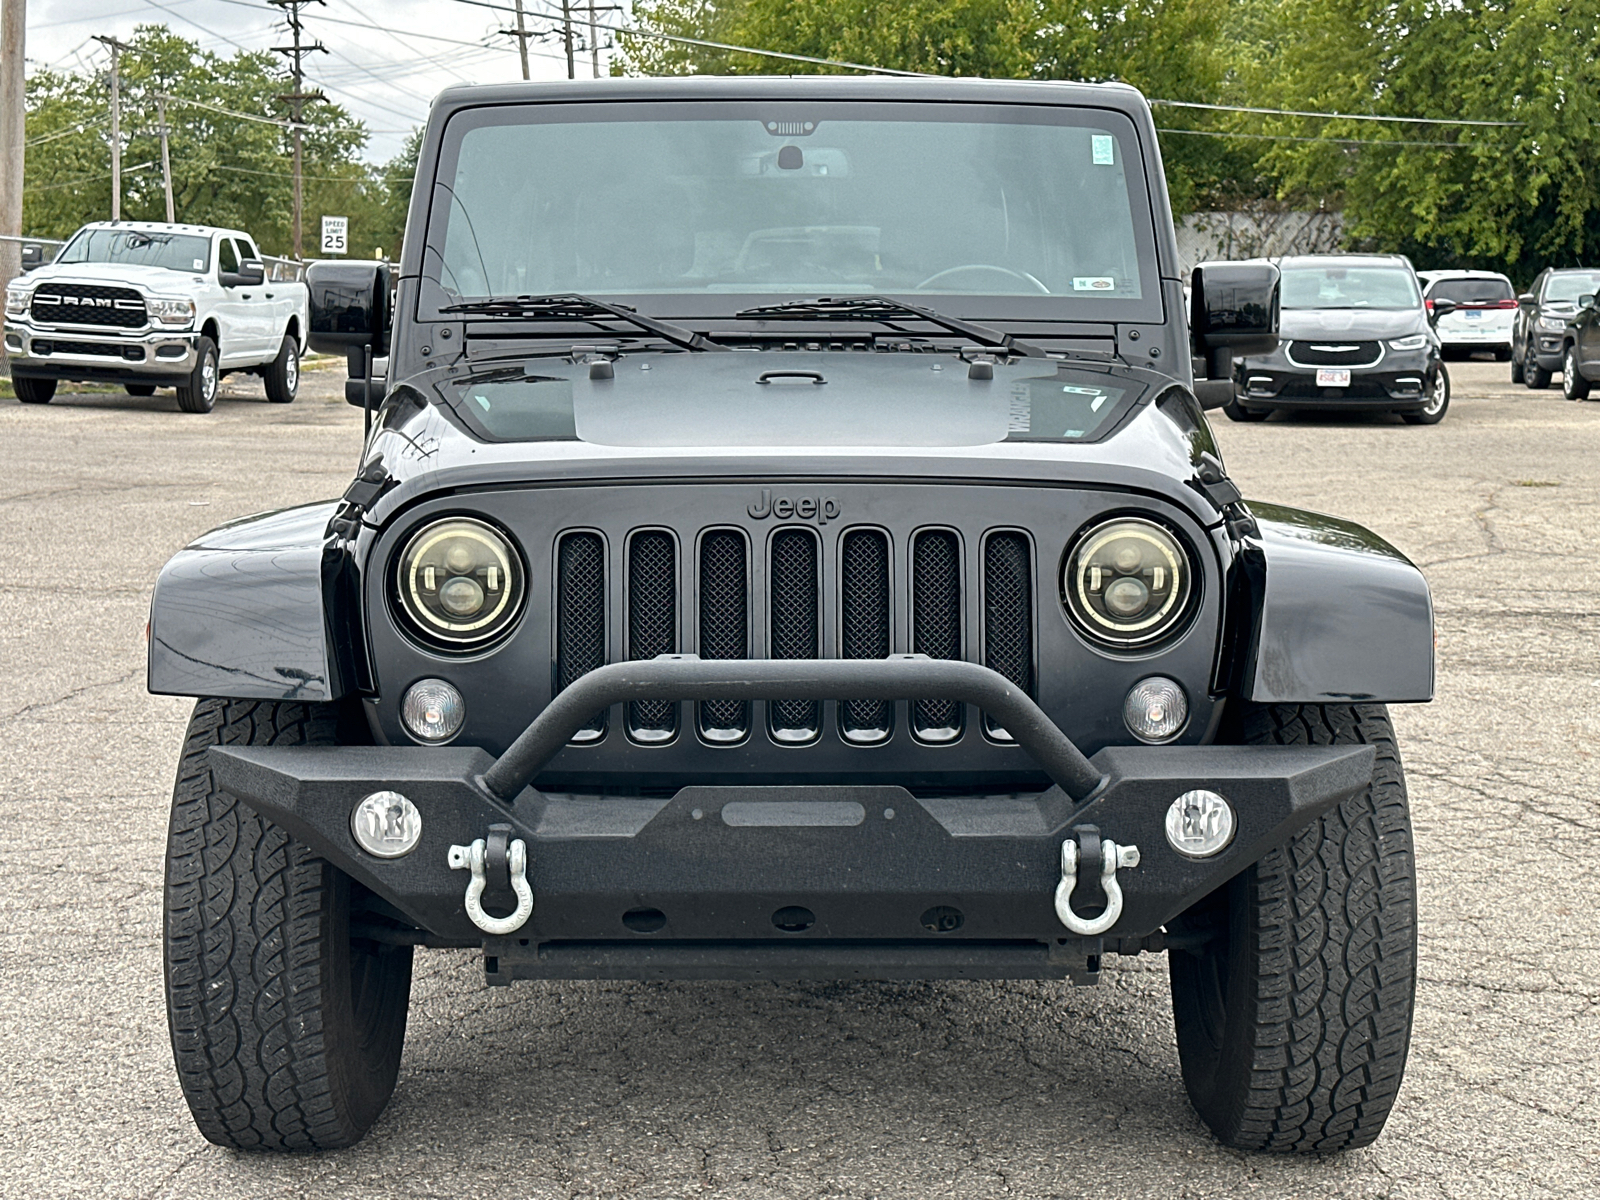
1428, 298, 1457, 323
1189, 261, 1280, 408
307, 259, 391, 359
1518, 293, 1536, 307
1581, 294, 1596, 310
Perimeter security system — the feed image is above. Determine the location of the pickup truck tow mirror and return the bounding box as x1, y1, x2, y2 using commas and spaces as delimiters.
1518, 293, 1536, 307
1581, 294, 1596, 310
1428, 298, 1457, 323
1188, 260, 1281, 410
220, 261, 266, 289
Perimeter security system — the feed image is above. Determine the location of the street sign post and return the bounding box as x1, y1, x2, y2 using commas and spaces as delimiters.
320, 215, 348, 255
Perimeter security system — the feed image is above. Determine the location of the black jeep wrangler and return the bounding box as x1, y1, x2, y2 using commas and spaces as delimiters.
149, 77, 1432, 1154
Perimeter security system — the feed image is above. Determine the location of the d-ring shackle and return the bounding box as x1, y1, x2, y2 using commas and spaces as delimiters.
1055, 831, 1140, 937
447, 836, 534, 935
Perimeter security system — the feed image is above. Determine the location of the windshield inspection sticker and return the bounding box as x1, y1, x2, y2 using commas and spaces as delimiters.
192, 258, 205, 270
1073, 276, 1117, 291
1092, 134, 1115, 165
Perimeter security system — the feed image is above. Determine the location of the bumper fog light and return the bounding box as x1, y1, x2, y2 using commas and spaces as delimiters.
1165, 789, 1236, 858
1123, 676, 1187, 743
351, 790, 423, 858
401, 678, 465, 743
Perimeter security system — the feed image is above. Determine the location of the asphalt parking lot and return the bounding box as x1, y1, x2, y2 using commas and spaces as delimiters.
2, 357, 1596, 1198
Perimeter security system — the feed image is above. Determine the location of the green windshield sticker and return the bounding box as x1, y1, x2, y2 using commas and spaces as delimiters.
1092, 134, 1115, 165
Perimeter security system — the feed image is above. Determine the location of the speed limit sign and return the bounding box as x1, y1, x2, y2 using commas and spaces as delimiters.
320, 215, 349, 255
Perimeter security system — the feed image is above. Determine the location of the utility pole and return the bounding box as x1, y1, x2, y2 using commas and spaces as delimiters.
512, 0, 530, 80
157, 95, 174, 222
269, 0, 326, 260
587, 0, 599, 78
93, 35, 133, 221
0, 0, 25, 299
561, 0, 574, 80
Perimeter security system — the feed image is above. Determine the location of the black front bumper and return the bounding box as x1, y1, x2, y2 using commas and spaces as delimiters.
1237, 349, 1436, 411
206, 658, 1375, 982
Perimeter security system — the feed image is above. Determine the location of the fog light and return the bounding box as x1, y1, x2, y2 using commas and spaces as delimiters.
1123, 676, 1187, 742
1165, 790, 1235, 859
401, 678, 465, 743
351, 791, 423, 858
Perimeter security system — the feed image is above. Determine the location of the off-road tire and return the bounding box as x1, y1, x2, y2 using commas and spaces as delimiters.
1221, 399, 1270, 422
263, 335, 299, 404
176, 337, 219, 413
13, 375, 55, 404
1168, 702, 1417, 1153
163, 698, 414, 1151
1510, 349, 1525, 383
1402, 367, 1449, 424
1526, 357, 1552, 389
126, 383, 157, 397
1563, 346, 1590, 400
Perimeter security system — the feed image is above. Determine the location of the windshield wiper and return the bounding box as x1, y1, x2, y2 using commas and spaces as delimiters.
441, 294, 728, 352
734, 296, 1050, 358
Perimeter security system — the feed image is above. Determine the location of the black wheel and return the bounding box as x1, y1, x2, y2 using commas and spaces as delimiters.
164, 698, 413, 1150
126, 383, 157, 397
1402, 367, 1449, 424
1526, 356, 1552, 389
176, 337, 219, 412
1221, 399, 1270, 422
13, 375, 55, 404
1562, 346, 1590, 400
1510, 347, 1525, 383
263, 335, 300, 404
1167, 702, 1416, 1153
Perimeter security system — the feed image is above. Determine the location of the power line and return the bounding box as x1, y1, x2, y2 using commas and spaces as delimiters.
160, 92, 310, 130
269, 0, 327, 259
1156, 127, 1481, 149
1149, 98, 1522, 128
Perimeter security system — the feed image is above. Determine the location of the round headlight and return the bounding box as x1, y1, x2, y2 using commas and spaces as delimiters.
395, 517, 524, 648
1064, 517, 1194, 647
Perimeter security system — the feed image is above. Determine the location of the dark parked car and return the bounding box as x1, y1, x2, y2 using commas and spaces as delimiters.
1557, 286, 1600, 400
1225, 253, 1450, 424
1512, 267, 1600, 388
147, 77, 1432, 1156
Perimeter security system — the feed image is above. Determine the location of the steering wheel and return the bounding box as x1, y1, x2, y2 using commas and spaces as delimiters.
915, 264, 1052, 294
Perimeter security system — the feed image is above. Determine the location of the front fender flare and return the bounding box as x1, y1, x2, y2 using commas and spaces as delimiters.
1235, 501, 1433, 704
147, 500, 358, 701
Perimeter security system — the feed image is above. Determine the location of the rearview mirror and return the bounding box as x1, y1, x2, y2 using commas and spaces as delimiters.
1189, 261, 1280, 408
307, 259, 391, 358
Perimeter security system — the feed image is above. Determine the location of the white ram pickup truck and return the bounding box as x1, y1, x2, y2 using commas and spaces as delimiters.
3, 220, 309, 412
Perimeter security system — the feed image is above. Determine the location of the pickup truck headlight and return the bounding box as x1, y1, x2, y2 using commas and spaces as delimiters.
1537, 314, 1568, 332
147, 297, 196, 326
1064, 517, 1194, 647
1388, 334, 1428, 351
394, 516, 525, 648
4, 286, 28, 317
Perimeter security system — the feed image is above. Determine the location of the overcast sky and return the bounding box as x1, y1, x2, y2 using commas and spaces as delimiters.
23, 0, 625, 163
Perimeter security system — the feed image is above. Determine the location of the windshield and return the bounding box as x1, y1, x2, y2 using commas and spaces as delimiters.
1543, 273, 1600, 305
57, 228, 211, 273
1280, 264, 1420, 310
1426, 276, 1513, 305
423, 101, 1159, 317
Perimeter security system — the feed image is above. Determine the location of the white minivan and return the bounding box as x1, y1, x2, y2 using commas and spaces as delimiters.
1417, 269, 1517, 360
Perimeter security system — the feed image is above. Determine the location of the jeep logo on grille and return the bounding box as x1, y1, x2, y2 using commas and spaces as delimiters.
747, 489, 841, 524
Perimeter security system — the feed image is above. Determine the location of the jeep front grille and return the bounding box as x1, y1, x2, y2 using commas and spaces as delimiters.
626, 530, 677, 739
555, 531, 606, 739
697, 529, 750, 740
29, 283, 148, 329
912, 529, 963, 740
550, 522, 1037, 749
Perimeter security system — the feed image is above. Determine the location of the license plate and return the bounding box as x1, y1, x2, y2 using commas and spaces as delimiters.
1464, 309, 1482, 320
1316, 368, 1351, 387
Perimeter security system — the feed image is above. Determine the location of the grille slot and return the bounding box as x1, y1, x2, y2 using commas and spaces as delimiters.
983, 532, 1034, 739
1285, 340, 1383, 368
697, 529, 750, 740
768, 528, 821, 740
30, 283, 147, 329
911, 529, 962, 740
627, 531, 677, 740
839, 529, 891, 741
555, 532, 606, 739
